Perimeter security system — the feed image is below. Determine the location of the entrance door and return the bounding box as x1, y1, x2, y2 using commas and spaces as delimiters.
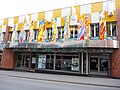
30, 55, 36, 70
100, 57, 108, 74
90, 57, 108, 75
22, 55, 30, 69
90, 57, 98, 73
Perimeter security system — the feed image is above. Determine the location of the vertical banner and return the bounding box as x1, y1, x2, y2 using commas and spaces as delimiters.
52, 18, 57, 42
0, 26, 3, 43
38, 20, 45, 42
28, 21, 34, 42
38, 55, 46, 69
99, 11, 106, 40
11, 30, 17, 43
19, 27, 26, 43
77, 14, 90, 40
64, 16, 70, 40
11, 24, 17, 43
85, 14, 90, 40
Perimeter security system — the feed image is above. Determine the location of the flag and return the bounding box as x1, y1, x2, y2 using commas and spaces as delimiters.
11, 24, 16, 43
77, 25, 86, 40
0, 26, 3, 42
64, 16, 70, 40
52, 18, 57, 42
19, 26, 24, 43
85, 14, 90, 40
99, 11, 106, 40
28, 21, 34, 42
38, 20, 45, 42
77, 14, 90, 40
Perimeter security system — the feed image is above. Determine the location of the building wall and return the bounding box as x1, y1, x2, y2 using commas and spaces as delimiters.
0, 26, 14, 69
0, 49, 14, 69
0, 0, 120, 78
0, 0, 117, 30
111, 0, 120, 78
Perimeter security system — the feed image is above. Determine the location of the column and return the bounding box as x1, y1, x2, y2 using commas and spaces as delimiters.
79, 52, 81, 73
28, 54, 31, 70
53, 53, 56, 70
81, 52, 83, 74
98, 58, 100, 73
86, 52, 89, 74
21, 55, 23, 67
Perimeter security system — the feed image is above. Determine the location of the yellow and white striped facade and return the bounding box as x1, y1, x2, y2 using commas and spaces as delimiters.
0, 0, 119, 33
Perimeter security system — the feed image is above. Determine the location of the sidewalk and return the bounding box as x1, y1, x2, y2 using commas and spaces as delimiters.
0, 70, 120, 88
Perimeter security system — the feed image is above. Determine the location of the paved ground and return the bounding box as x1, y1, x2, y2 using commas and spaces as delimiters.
0, 70, 120, 89
0, 75, 119, 90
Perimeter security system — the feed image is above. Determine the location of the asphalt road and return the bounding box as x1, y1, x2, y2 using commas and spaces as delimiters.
0, 75, 119, 90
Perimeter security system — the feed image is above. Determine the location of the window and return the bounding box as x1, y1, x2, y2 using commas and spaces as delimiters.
8, 32, 13, 41
25, 30, 29, 41
33, 30, 38, 40
47, 28, 52, 40
91, 24, 99, 37
58, 27, 64, 39
0, 32, 5, 42
55, 53, 79, 72
44, 29, 48, 40
2, 32, 5, 42
17, 31, 20, 41
107, 22, 117, 37
70, 26, 77, 39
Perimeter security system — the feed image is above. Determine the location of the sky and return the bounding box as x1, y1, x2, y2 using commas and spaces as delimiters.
0, 0, 107, 19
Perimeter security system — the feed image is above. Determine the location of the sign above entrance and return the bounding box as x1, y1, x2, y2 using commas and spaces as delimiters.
13, 48, 113, 53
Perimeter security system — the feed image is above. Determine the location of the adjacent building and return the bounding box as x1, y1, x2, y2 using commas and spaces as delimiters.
0, 0, 120, 78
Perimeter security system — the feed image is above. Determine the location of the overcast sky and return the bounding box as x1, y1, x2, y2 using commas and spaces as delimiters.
0, 0, 107, 19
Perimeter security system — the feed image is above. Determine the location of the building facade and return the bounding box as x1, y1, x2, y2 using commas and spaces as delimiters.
0, 0, 120, 78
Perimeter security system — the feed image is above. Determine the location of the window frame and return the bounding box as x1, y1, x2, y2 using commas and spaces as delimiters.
106, 22, 117, 37
17, 31, 20, 41
25, 30, 29, 41
57, 27, 64, 39
70, 25, 77, 39
46, 28, 52, 41
90, 23, 100, 37
8, 31, 13, 41
33, 29, 38, 40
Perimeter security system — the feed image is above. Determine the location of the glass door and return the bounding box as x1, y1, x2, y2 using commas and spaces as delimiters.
90, 57, 99, 73
90, 56, 109, 75
100, 57, 108, 74
23, 55, 30, 69
29, 55, 36, 70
